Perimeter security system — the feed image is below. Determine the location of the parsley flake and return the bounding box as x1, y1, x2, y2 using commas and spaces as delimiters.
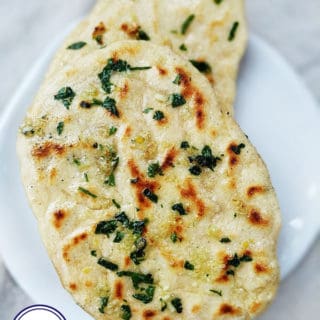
228, 21, 239, 41
78, 186, 97, 198
67, 41, 87, 50
54, 87, 75, 109
56, 121, 64, 135
189, 60, 212, 74
170, 93, 186, 108
181, 14, 195, 35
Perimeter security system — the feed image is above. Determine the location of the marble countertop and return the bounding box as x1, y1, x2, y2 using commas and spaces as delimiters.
0, 0, 319, 319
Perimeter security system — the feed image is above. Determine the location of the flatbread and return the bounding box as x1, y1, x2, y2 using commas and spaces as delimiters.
17, 41, 280, 319
47, 0, 247, 115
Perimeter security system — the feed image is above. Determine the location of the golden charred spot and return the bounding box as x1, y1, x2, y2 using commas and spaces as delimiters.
175, 67, 206, 129
194, 91, 205, 130
206, 73, 215, 85
120, 81, 129, 99
62, 245, 70, 262
157, 66, 168, 76
73, 232, 88, 245
228, 178, 236, 190
215, 274, 229, 283
250, 302, 262, 314
32, 141, 65, 159
92, 21, 106, 44
217, 304, 240, 316
120, 22, 139, 38
192, 305, 201, 314
69, 283, 77, 291
143, 310, 157, 319
175, 67, 192, 98
247, 186, 265, 198
124, 256, 131, 267
49, 168, 57, 182
161, 250, 184, 268
211, 129, 217, 137
114, 280, 124, 299
124, 126, 132, 138
128, 159, 159, 214
85, 281, 93, 287
180, 180, 206, 217
161, 148, 177, 171
248, 209, 269, 226
162, 317, 171, 320
254, 263, 269, 274
53, 209, 67, 229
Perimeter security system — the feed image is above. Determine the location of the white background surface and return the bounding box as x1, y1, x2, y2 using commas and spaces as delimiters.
0, 0, 319, 319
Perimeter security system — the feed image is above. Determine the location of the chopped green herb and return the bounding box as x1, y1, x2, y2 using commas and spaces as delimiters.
80, 99, 103, 109
181, 14, 195, 35
84, 173, 89, 182
189, 60, 212, 74
143, 188, 158, 203
73, 157, 81, 166
220, 237, 231, 243
54, 87, 75, 109
67, 41, 87, 50
240, 254, 253, 262
56, 121, 64, 135
143, 107, 153, 114
171, 203, 186, 215
180, 141, 190, 149
109, 126, 117, 136
129, 219, 147, 236
112, 199, 121, 209
98, 58, 151, 94
171, 298, 183, 313
130, 237, 147, 265
173, 74, 182, 85
170, 232, 178, 243
153, 110, 165, 121
115, 212, 130, 228
117, 271, 154, 289
78, 186, 97, 198
184, 261, 194, 270
105, 172, 115, 186
129, 66, 152, 71
179, 43, 187, 51
90, 250, 97, 257
230, 143, 246, 155
228, 21, 239, 41
160, 298, 167, 311
214, 0, 224, 4
226, 269, 235, 276
170, 93, 186, 108
95, 220, 117, 237
120, 304, 132, 320
137, 28, 150, 41
133, 285, 155, 304
97, 257, 119, 271
147, 162, 163, 178
98, 296, 109, 314
113, 231, 125, 243
105, 152, 119, 186
102, 97, 119, 117
210, 289, 222, 296
189, 165, 202, 176
189, 145, 220, 172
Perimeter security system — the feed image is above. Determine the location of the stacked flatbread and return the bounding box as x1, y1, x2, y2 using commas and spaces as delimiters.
17, 1, 281, 320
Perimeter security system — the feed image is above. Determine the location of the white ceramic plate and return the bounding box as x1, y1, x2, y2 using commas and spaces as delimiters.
0, 29, 319, 319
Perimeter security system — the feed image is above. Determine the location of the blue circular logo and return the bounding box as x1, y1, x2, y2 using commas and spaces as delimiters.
14, 305, 66, 320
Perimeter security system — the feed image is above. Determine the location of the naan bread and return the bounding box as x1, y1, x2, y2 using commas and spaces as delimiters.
47, 0, 247, 115
18, 41, 280, 319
